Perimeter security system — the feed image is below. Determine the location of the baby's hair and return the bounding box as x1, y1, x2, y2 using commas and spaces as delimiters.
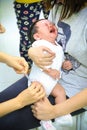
28, 19, 45, 43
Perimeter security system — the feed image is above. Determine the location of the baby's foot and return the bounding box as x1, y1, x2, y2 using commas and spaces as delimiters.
40, 120, 56, 130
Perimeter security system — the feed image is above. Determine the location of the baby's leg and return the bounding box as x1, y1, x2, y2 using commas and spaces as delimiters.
28, 78, 56, 130
51, 83, 73, 127
51, 83, 66, 104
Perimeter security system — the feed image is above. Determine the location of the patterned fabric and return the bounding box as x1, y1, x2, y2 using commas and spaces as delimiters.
14, 1, 50, 68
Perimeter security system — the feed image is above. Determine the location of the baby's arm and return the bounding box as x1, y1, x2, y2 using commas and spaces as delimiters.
43, 68, 60, 79
44, 60, 73, 79
46, 60, 73, 79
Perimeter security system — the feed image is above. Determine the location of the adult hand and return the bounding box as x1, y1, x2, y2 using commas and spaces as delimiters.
6, 55, 29, 74
28, 46, 55, 69
0, 24, 6, 33
31, 97, 55, 120
17, 81, 46, 108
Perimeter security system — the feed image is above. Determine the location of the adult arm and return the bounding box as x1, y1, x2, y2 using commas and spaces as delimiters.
32, 88, 87, 120
0, 52, 45, 117
0, 81, 45, 117
0, 52, 28, 74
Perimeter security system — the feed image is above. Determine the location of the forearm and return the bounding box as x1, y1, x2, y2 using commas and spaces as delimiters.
0, 83, 45, 117
54, 88, 87, 117
0, 97, 22, 117
0, 52, 11, 63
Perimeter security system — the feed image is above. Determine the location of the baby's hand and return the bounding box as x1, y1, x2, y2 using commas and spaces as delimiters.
44, 68, 60, 79
62, 60, 73, 70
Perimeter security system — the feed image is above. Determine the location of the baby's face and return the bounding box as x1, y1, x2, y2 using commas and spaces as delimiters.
36, 19, 58, 42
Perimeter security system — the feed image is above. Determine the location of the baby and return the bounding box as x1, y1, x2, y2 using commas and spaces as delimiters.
27, 19, 73, 130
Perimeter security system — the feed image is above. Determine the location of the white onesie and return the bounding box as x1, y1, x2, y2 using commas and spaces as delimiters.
28, 39, 64, 96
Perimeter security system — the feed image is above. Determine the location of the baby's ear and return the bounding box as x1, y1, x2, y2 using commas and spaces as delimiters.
33, 33, 40, 40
